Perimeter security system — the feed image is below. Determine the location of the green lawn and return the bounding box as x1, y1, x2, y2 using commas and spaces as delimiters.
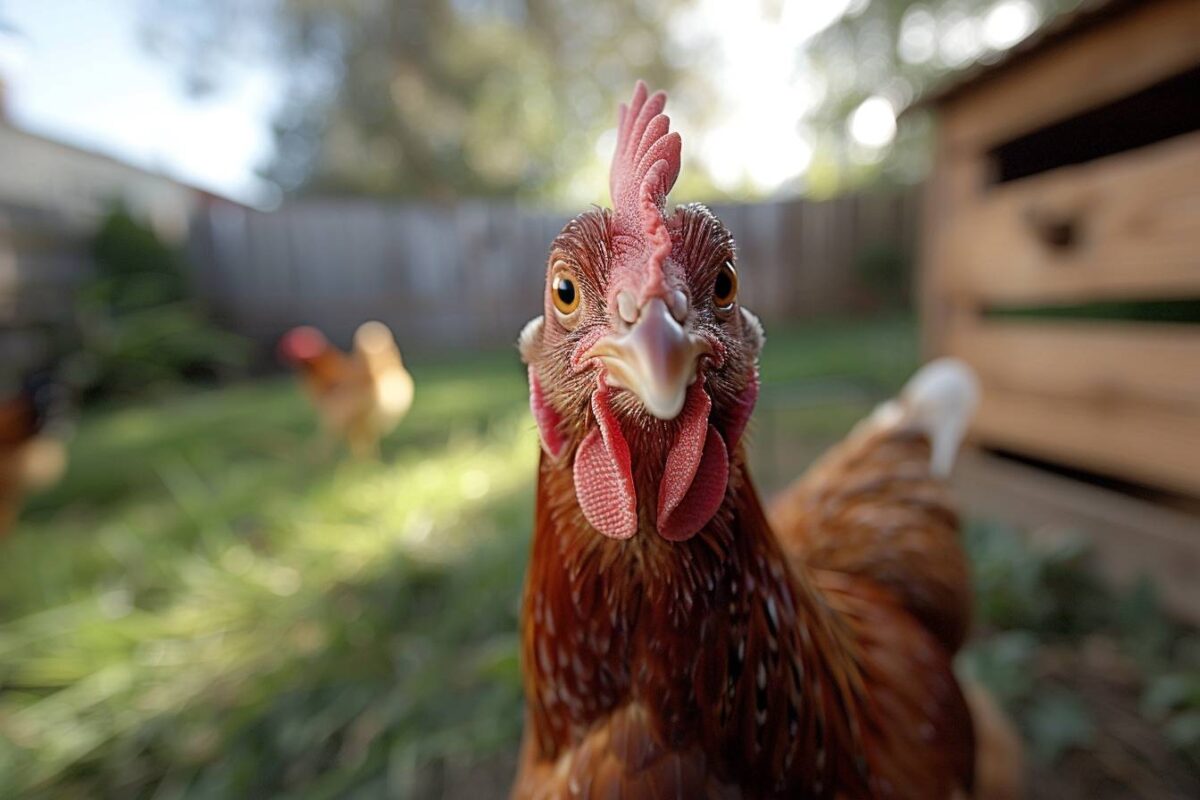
1, 316, 1196, 799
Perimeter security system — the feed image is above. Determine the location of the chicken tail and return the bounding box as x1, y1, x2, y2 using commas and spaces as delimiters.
354, 321, 406, 380
865, 358, 980, 478
768, 358, 980, 654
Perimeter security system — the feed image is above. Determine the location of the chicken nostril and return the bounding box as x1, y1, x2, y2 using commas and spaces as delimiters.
617, 291, 639, 326
667, 290, 689, 323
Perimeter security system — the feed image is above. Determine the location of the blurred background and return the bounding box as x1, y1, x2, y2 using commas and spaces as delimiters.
0, 0, 1197, 797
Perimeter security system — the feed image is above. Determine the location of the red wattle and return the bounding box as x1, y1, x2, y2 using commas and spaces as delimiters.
657, 382, 729, 541
658, 424, 729, 541
573, 382, 638, 539
563, 369, 757, 542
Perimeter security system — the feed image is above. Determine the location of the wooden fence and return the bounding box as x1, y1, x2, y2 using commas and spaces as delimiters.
0, 203, 92, 379
188, 190, 920, 351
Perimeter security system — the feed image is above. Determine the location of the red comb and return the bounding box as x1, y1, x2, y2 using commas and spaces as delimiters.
609, 81, 681, 292
278, 326, 328, 363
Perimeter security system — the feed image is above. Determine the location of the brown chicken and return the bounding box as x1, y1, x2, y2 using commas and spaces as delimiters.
513, 83, 1021, 798
278, 321, 414, 458
0, 375, 69, 538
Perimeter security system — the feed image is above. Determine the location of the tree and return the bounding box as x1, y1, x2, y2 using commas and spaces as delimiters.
142, 0, 697, 202
801, 0, 1075, 194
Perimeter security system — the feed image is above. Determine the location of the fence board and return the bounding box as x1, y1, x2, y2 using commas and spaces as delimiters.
0, 205, 91, 375
188, 190, 918, 351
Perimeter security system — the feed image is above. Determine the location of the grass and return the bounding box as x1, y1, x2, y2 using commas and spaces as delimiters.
1, 315, 1196, 798
1, 348, 536, 798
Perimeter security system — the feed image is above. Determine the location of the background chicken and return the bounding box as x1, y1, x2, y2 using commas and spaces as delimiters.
0, 373, 70, 538
278, 321, 414, 458
513, 83, 1021, 798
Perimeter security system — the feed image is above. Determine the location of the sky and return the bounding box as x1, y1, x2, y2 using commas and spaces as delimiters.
674, 0, 858, 193
0, 0, 1037, 207
0, 0, 863, 206
0, 0, 284, 205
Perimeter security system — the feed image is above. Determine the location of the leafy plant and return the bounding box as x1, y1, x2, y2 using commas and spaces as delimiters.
962, 521, 1200, 777
1025, 689, 1095, 764
68, 207, 249, 400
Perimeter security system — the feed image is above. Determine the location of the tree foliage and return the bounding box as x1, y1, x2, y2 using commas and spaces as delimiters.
142, 0, 1097, 201
143, 0, 693, 201
801, 0, 1078, 193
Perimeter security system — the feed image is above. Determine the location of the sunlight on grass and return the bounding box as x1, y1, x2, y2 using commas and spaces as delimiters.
0, 316, 943, 798
0, 352, 535, 796
6, 316, 1196, 797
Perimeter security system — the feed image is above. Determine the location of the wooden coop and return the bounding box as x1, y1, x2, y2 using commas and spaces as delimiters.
917, 0, 1200, 620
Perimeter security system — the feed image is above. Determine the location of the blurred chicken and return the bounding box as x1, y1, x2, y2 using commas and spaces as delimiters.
278, 321, 413, 458
0, 374, 70, 537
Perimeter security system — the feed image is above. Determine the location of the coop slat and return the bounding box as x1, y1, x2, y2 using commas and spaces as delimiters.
943, 131, 1200, 305
946, 320, 1200, 412
972, 389, 1200, 497
940, 0, 1200, 150
949, 319, 1200, 497
948, 320, 1200, 495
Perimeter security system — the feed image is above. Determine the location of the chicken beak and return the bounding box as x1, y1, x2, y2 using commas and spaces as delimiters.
586, 298, 712, 420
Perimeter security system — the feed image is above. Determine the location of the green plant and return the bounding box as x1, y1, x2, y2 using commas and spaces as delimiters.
854, 240, 911, 309
68, 207, 249, 400
961, 522, 1200, 775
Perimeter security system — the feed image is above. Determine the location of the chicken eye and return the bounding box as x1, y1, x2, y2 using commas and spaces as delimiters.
713, 262, 738, 310
552, 271, 580, 317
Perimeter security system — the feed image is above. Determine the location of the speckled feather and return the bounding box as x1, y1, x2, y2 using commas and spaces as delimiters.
768, 418, 973, 654
515, 83, 982, 799
515, 437, 975, 799
516, 200, 981, 796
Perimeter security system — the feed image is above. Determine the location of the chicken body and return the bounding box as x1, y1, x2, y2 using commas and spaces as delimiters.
514, 83, 1020, 799
279, 321, 413, 458
515, 367, 988, 799
0, 377, 68, 537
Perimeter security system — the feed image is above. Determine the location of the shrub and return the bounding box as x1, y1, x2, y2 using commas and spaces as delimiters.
69, 207, 249, 400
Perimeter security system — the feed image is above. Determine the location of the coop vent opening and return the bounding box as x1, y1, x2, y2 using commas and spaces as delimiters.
988, 65, 1200, 185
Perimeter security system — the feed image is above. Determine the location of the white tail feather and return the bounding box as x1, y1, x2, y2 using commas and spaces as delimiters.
869, 358, 980, 477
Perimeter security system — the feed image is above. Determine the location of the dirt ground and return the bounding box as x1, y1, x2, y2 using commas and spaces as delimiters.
1026, 637, 1198, 799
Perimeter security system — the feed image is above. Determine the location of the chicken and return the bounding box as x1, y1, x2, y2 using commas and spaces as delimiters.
0, 374, 69, 537
278, 321, 413, 458
513, 82, 1021, 799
